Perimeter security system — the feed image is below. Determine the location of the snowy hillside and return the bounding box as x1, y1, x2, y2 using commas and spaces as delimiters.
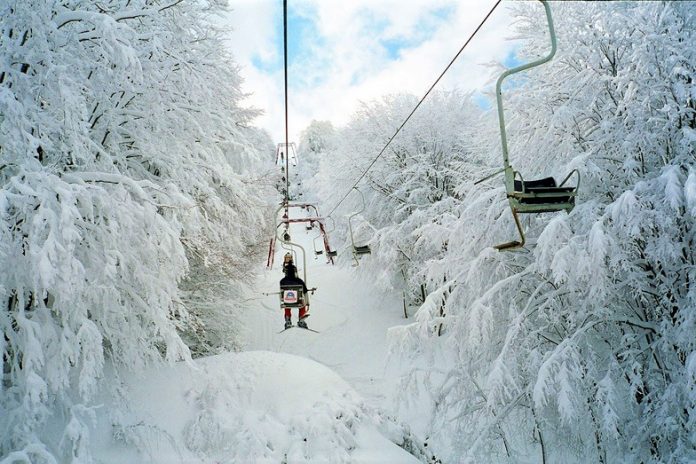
89, 351, 418, 464
83, 217, 427, 463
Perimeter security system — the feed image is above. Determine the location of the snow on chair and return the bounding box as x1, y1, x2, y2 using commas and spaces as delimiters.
487, 0, 580, 250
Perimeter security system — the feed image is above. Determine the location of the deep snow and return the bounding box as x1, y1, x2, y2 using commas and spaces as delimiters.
88, 212, 422, 463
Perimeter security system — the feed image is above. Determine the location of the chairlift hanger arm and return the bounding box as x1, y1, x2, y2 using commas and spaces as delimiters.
492, 0, 581, 251
347, 188, 372, 265
275, 204, 308, 287
496, 0, 556, 172
347, 187, 366, 249
317, 221, 337, 260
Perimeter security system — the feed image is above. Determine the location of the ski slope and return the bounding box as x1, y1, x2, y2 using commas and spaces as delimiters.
241, 210, 424, 456
87, 211, 422, 463
244, 224, 407, 408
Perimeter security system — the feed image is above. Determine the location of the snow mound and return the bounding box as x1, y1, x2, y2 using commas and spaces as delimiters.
91, 351, 418, 463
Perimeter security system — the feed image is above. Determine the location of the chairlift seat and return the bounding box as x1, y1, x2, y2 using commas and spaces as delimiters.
280, 284, 305, 308
327, 250, 338, 257
354, 245, 371, 255
510, 173, 578, 213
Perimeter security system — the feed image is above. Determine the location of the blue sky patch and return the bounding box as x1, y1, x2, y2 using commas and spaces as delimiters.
376, 5, 455, 61
473, 91, 492, 110
250, 3, 327, 84
381, 38, 406, 60
503, 48, 523, 68
431, 5, 456, 22
251, 54, 276, 73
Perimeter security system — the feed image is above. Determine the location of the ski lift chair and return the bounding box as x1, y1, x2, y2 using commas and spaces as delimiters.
312, 231, 324, 258
348, 188, 372, 264
279, 284, 306, 310
276, 142, 298, 166
492, 0, 580, 250
320, 216, 338, 258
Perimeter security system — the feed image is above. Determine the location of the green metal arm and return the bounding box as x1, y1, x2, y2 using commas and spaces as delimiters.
496, 0, 556, 189
492, 0, 557, 252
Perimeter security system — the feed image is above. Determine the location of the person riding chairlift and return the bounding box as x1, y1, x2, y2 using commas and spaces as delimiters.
280, 261, 309, 329
282, 252, 293, 272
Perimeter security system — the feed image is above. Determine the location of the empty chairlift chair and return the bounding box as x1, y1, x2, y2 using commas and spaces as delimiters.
348, 188, 372, 263
313, 229, 324, 257
276, 142, 298, 167
319, 216, 338, 259
492, 0, 579, 250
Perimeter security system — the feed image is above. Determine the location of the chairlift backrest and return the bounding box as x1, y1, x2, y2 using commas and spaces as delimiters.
280, 284, 305, 308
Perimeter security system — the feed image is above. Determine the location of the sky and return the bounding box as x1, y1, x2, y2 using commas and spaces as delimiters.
223, 0, 522, 144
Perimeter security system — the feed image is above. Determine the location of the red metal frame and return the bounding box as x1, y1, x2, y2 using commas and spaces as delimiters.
267, 202, 337, 268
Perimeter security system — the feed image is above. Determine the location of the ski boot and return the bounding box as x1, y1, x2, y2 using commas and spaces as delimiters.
297, 313, 309, 329
284, 316, 292, 330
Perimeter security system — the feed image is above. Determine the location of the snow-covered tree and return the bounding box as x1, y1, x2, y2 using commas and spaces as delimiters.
395, 3, 696, 462
0, 0, 271, 461
310, 91, 485, 305
307, 2, 695, 462
295, 120, 336, 204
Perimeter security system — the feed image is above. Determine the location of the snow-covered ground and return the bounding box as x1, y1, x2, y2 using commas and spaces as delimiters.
244, 226, 407, 409
89, 351, 417, 463
88, 209, 423, 463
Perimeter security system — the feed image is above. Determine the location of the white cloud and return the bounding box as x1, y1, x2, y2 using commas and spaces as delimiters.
224, 0, 527, 144
224, 0, 278, 65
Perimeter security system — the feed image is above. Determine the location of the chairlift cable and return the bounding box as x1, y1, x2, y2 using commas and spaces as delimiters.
325, 0, 502, 218
283, 0, 290, 205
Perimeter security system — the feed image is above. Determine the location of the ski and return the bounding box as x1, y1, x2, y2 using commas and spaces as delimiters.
277, 325, 320, 334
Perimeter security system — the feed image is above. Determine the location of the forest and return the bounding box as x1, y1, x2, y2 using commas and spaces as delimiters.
1, 1, 694, 463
